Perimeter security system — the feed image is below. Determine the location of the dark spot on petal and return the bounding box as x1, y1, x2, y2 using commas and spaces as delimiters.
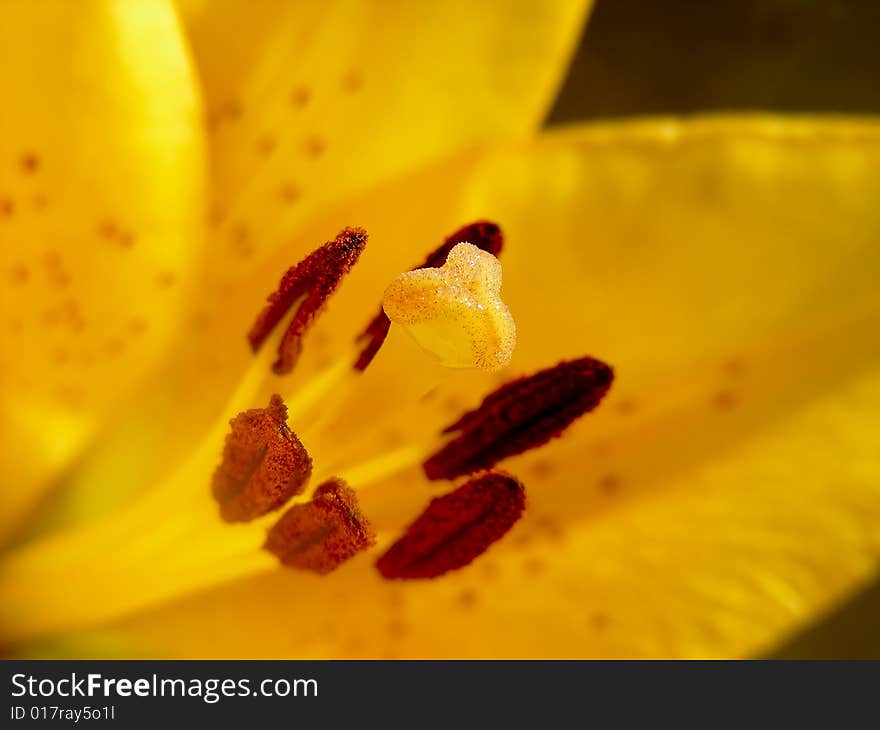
457, 589, 479, 609
230, 224, 253, 257
255, 134, 276, 157
713, 389, 739, 410
129, 317, 148, 336
43, 251, 71, 288
304, 136, 327, 158
386, 619, 407, 638
723, 357, 747, 377
523, 557, 545, 576
597, 473, 622, 494
117, 230, 136, 248
97, 220, 118, 239
20, 152, 40, 174
221, 99, 243, 121
8, 264, 29, 285
528, 459, 554, 478
156, 271, 177, 288
534, 515, 563, 541
279, 183, 301, 204
105, 337, 126, 358
289, 86, 311, 108
341, 70, 364, 93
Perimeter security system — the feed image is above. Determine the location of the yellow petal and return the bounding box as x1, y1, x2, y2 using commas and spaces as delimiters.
176, 0, 591, 270
0, 0, 206, 543
4, 116, 880, 658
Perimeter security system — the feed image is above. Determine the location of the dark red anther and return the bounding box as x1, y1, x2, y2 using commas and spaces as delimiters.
248, 227, 367, 375
353, 221, 503, 371
423, 357, 614, 481
211, 394, 312, 523
377, 472, 525, 580
264, 478, 376, 574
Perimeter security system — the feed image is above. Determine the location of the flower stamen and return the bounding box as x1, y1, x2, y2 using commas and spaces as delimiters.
211, 394, 313, 522
264, 478, 375, 573
377, 471, 525, 579
248, 227, 367, 375
424, 357, 614, 480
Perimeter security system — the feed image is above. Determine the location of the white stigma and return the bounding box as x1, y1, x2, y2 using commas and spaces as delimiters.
382, 242, 516, 371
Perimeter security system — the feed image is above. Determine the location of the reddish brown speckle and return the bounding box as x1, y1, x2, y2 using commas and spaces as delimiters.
353, 220, 504, 371
615, 397, 638, 415
723, 357, 747, 377
8, 264, 29, 285
713, 388, 739, 410
248, 227, 367, 375
342, 70, 364, 93
304, 136, 327, 158
528, 459, 554, 478
279, 183, 301, 204
156, 271, 177, 288
43, 251, 71, 288
523, 557, 545, 576
97, 220, 117, 239
256, 135, 276, 157
105, 337, 126, 358
212, 394, 313, 522
129, 317, 148, 336
423, 357, 614, 481
20, 153, 40, 174
534, 514, 563, 541
597, 473, 622, 494
0, 197, 14, 217
264, 478, 375, 573
290, 86, 311, 108
221, 99, 243, 121
377, 472, 525, 580
457, 589, 479, 609
117, 231, 136, 248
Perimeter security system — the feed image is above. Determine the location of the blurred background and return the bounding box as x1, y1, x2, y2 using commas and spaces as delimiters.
550, 0, 879, 659
550, 0, 879, 122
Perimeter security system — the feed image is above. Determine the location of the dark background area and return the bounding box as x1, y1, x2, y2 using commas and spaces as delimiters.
548, 0, 880, 659
549, 0, 880, 123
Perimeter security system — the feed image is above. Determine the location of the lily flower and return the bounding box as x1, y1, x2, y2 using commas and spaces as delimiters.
1, 0, 879, 659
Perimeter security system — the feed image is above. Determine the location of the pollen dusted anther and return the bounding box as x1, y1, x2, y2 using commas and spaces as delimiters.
264, 478, 376, 574
424, 357, 614, 480
377, 471, 526, 580
248, 227, 367, 375
211, 394, 313, 523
